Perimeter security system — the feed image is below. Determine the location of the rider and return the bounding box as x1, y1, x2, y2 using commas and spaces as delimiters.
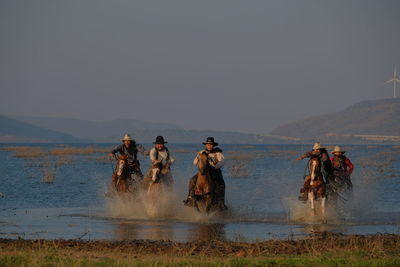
148, 136, 174, 185
108, 134, 146, 179
330, 145, 354, 189
297, 142, 333, 200
183, 137, 227, 210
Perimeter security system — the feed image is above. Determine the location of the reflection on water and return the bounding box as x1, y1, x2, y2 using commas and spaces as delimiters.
113, 221, 226, 242
114, 222, 140, 241
188, 223, 226, 242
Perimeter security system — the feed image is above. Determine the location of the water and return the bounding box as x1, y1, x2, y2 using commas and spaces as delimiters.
0, 143, 399, 242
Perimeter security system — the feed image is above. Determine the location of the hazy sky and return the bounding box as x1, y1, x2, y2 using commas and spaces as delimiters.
1, 0, 400, 134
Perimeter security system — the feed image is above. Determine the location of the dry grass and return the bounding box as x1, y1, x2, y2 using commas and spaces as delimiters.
226, 152, 258, 177
356, 149, 400, 179
2, 146, 111, 181
1, 146, 44, 158
42, 169, 56, 184
172, 148, 191, 153
50, 146, 109, 155
268, 150, 300, 158
0, 234, 399, 258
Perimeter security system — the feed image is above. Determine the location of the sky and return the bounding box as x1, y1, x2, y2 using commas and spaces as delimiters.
1, 0, 400, 134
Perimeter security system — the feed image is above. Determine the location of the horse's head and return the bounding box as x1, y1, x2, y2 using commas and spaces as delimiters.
117, 154, 128, 161
196, 152, 209, 175
309, 157, 321, 183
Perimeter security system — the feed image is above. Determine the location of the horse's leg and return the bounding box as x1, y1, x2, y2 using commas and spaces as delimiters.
321, 196, 327, 224
151, 168, 160, 182
308, 191, 316, 215
121, 180, 128, 193
205, 194, 213, 214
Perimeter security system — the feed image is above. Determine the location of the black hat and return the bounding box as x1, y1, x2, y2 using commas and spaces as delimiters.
153, 136, 168, 144
202, 137, 218, 146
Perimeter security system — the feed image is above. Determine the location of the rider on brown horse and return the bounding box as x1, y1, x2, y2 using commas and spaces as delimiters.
330, 145, 354, 190
148, 136, 174, 185
108, 134, 146, 180
297, 142, 333, 201
183, 137, 227, 210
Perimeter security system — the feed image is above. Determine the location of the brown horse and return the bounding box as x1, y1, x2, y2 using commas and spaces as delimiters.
302, 157, 327, 223
193, 152, 215, 214
110, 155, 133, 194
145, 163, 172, 199
143, 163, 173, 216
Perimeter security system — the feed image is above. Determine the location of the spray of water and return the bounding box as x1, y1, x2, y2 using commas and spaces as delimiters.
103, 170, 223, 223
282, 166, 380, 225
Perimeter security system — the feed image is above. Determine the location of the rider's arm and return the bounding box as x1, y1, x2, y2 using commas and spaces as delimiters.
345, 158, 354, 175
193, 150, 204, 165
214, 152, 225, 169
149, 148, 158, 163
136, 144, 146, 155
111, 145, 123, 155
168, 154, 175, 165
298, 151, 313, 160
193, 155, 199, 166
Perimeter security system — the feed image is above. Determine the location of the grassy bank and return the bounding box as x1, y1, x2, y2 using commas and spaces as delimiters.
1, 234, 400, 266
1, 253, 400, 266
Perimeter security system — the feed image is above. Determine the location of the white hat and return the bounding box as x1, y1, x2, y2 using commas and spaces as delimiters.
331, 145, 345, 154
120, 134, 134, 141
312, 142, 324, 150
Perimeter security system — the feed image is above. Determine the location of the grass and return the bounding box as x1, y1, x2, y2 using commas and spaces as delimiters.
1, 145, 110, 158
50, 146, 110, 155
1, 145, 111, 183
226, 152, 257, 177
1, 235, 400, 266
1, 146, 44, 158
1, 253, 400, 266
0, 254, 382, 266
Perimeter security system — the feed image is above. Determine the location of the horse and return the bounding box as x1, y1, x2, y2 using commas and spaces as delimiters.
109, 155, 139, 196
330, 170, 353, 194
302, 157, 327, 223
144, 163, 173, 216
192, 152, 215, 214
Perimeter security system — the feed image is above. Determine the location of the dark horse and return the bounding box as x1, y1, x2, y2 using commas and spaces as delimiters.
192, 152, 216, 214
301, 157, 327, 223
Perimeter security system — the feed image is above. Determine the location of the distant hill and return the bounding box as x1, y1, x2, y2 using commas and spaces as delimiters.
13, 116, 181, 140
100, 128, 285, 144
9, 115, 288, 144
270, 98, 400, 143
0, 115, 82, 143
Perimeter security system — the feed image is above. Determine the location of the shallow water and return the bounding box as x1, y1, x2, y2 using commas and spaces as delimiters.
0, 144, 399, 241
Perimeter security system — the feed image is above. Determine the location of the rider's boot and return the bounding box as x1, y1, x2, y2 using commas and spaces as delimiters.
216, 180, 227, 210
183, 176, 197, 206
298, 188, 308, 202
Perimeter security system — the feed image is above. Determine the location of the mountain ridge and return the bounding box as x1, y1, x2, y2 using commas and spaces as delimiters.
0, 115, 83, 143
270, 98, 400, 141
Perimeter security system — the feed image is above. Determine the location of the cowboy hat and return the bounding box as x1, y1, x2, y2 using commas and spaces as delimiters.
120, 134, 134, 141
331, 145, 345, 154
312, 142, 324, 150
153, 136, 168, 144
202, 137, 218, 146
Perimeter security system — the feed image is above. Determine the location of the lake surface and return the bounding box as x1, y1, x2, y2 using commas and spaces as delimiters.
1, 143, 399, 242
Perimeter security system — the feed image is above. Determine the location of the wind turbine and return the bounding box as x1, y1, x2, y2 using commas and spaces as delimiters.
384, 65, 400, 98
